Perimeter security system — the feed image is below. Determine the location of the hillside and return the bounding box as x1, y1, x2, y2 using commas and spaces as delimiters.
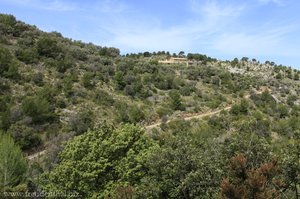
0, 14, 299, 198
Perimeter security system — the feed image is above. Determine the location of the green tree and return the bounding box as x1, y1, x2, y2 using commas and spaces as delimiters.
69, 109, 93, 135
230, 100, 248, 116
31, 72, 44, 86
294, 73, 299, 81
22, 96, 55, 124
41, 124, 155, 198
280, 131, 300, 198
137, 127, 224, 198
277, 104, 289, 118
82, 72, 94, 89
0, 48, 12, 75
0, 133, 27, 189
36, 37, 62, 58
15, 48, 38, 64
178, 51, 185, 57
169, 90, 184, 111
4, 63, 20, 80
231, 58, 239, 67
7, 122, 41, 150
114, 71, 126, 90
57, 57, 74, 73
275, 73, 282, 79
239, 99, 249, 114
128, 105, 145, 124
0, 14, 17, 35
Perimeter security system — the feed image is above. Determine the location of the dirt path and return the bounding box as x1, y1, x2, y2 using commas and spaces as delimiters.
27, 149, 47, 160
145, 105, 232, 130
145, 92, 259, 130
26, 89, 266, 160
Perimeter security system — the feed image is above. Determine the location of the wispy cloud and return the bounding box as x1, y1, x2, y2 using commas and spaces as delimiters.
257, 0, 284, 6
0, 0, 78, 11
2, 0, 299, 67
190, 0, 245, 18
212, 25, 297, 57
95, 0, 298, 66
98, 0, 246, 52
93, 0, 129, 14
44, 0, 78, 11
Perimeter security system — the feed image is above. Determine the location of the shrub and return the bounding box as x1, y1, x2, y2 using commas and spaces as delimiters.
0, 133, 27, 189
71, 49, 88, 61
22, 96, 55, 124
94, 89, 114, 106
0, 14, 17, 35
36, 37, 62, 58
169, 90, 185, 111
3, 63, 20, 80
128, 106, 145, 123
7, 122, 41, 150
69, 110, 93, 135
0, 48, 12, 75
15, 48, 38, 64
41, 124, 153, 198
82, 73, 94, 89
31, 72, 44, 86
56, 57, 74, 73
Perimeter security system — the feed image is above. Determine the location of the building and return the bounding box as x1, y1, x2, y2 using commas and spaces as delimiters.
158, 57, 193, 66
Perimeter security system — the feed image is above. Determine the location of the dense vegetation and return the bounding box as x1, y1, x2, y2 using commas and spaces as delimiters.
0, 14, 299, 198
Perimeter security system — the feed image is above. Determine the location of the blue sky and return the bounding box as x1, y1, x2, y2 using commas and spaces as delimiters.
0, 0, 300, 68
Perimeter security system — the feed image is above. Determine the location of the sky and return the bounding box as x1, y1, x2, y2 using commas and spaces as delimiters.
0, 0, 300, 68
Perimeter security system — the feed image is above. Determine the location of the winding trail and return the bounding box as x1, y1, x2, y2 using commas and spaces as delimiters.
145, 92, 262, 130
145, 105, 233, 130
27, 89, 267, 160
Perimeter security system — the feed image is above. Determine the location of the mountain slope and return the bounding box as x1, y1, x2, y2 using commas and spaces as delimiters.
0, 14, 299, 198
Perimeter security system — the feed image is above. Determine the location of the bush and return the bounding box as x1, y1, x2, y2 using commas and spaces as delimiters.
128, 106, 145, 123
179, 84, 196, 96
3, 63, 20, 80
7, 122, 41, 150
31, 72, 44, 86
99, 47, 120, 57
0, 110, 11, 131
82, 72, 94, 89
156, 106, 173, 118
69, 110, 93, 135
0, 14, 17, 35
71, 49, 88, 61
114, 71, 126, 90
0, 78, 10, 93
230, 99, 249, 115
36, 37, 62, 58
22, 96, 55, 124
0, 48, 12, 75
94, 89, 115, 106
169, 90, 185, 111
0, 133, 27, 189
56, 57, 74, 73
41, 124, 153, 198
15, 48, 38, 64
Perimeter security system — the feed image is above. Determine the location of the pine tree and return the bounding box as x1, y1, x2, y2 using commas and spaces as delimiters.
0, 133, 27, 188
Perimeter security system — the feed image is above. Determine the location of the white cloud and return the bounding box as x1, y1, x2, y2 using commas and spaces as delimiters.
0, 0, 78, 11
93, 0, 129, 14
97, 0, 246, 52
191, 0, 245, 18
257, 0, 283, 6
43, 0, 78, 11
212, 25, 298, 57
